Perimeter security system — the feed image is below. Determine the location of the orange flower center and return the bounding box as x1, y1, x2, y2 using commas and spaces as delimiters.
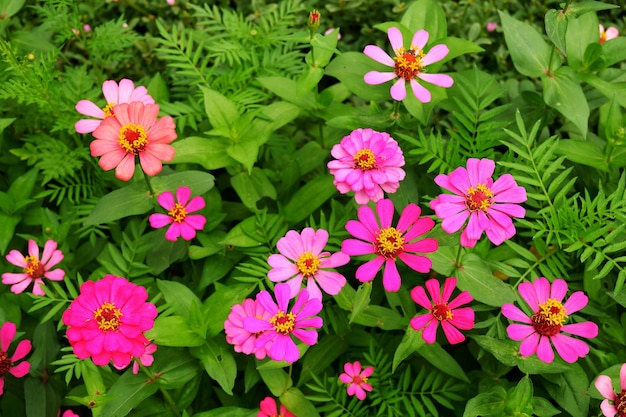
353, 149, 376, 170
270, 311, 295, 335
351, 374, 368, 385
466, 184, 493, 212
118, 123, 148, 154
394, 47, 425, 81
94, 302, 123, 331
0, 351, 10, 377
531, 298, 567, 337
168, 203, 187, 223
23, 255, 45, 279
432, 303, 453, 321
296, 252, 320, 277
102, 102, 115, 118
375, 227, 404, 258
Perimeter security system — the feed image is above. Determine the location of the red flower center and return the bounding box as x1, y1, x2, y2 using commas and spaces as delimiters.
351, 374, 368, 385
102, 102, 115, 118
375, 227, 405, 258
466, 184, 494, 212
23, 255, 45, 279
0, 351, 11, 377
531, 298, 567, 337
432, 303, 453, 321
296, 252, 320, 277
353, 149, 376, 170
94, 302, 123, 331
168, 203, 187, 223
615, 390, 626, 416
394, 47, 425, 81
270, 311, 296, 335
118, 123, 148, 154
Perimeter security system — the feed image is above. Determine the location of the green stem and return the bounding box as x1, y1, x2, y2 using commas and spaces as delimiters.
140, 364, 181, 417
142, 169, 156, 200
453, 244, 463, 272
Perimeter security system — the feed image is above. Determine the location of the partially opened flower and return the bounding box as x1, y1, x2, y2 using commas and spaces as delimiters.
600, 24, 619, 44
430, 158, 527, 248
2, 239, 65, 296
258, 396, 296, 417
75, 79, 154, 134
327, 128, 406, 204
364, 27, 454, 102
0, 321, 32, 396
90, 101, 177, 181
225, 298, 271, 360
595, 363, 626, 417
149, 186, 206, 241
410, 277, 474, 344
502, 277, 598, 363
339, 361, 374, 400
341, 199, 437, 292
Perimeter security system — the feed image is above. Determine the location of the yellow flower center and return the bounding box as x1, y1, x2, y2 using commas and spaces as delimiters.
432, 303, 453, 321
531, 298, 567, 337
94, 302, 123, 332
394, 46, 425, 81
296, 252, 321, 277
270, 311, 296, 335
353, 149, 376, 170
118, 123, 148, 154
102, 102, 115, 118
466, 184, 494, 212
375, 227, 404, 258
23, 255, 44, 279
168, 203, 187, 223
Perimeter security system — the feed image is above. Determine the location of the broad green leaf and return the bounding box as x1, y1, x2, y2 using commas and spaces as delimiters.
601, 93, 623, 143
153, 348, 198, 389
157, 279, 203, 318
299, 335, 349, 385
258, 368, 292, 397
8, 167, 37, 212
438, 37, 484, 65
542, 66, 589, 137
417, 343, 470, 383
189, 230, 227, 260
400, 0, 447, 40
566, 1, 619, 16
582, 42, 605, 71
457, 254, 516, 307
555, 139, 608, 171
0, 213, 20, 255
392, 326, 424, 372
171, 136, 236, 170
543, 363, 589, 417
258, 77, 317, 110
463, 386, 506, 417
100, 372, 159, 417
296, 66, 325, 96
0, 118, 15, 134
25, 376, 61, 417
231, 168, 277, 212
145, 316, 205, 347
350, 305, 407, 330
349, 282, 372, 324
532, 397, 562, 417
282, 175, 337, 223
201, 86, 240, 129
221, 216, 265, 248
203, 283, 256, 338
429, 245, 457, 276
193, 408, 257, 417
601, 37, 626, 67
147, 72, 169, 103
545, 9, 568, 54
0, 0, 25, 18
564, 11, 598, 70
499, 11, 551, 77
504, 376, 533, 416
191, 338, 237, 395
259, 101, 301, 132
280, 387, 320, 417
577, 72, 626, 108
325, 52, 391, 102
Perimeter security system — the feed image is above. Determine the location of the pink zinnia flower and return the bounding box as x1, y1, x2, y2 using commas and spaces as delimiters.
61, 410, 80, 417
75, 79, 154, 134
268, 228, 349, 300
410, 277, 474, 344
62, 275, 158, 368
90, 101, 176, 181
113, 341, 157, 374
595, 363, 626, 417
341, 199, 438, 292
430, 158, 527, 248
486, 22, 498, 32
149, 186, 206, 241
363, 27, 454, 102
243, 283, 323, 363
258, 397, 296, 417
2, 239, 65, 296
339, 361, 374, 400
327, 128, 406, 205
0, 321, 31, 396
600, 24, 619, 44
501, 277, 598, 363
224, 298, 271, 360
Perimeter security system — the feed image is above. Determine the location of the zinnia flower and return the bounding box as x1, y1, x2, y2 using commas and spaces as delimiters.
61, 410, 80, 417
268, 228, 349, 300
258, 397, 295, 417
600, 24, 619, 44
341, 199, 437, 292
595, 363, 626, 417
0, 321, 31, 396
243, 283, 322, 363
90, 101, 177, 181
501, 277, 598, 363
75, 79, 154, 134
149, 186, 206, 241
430, 158, 527, 248
2, 239, 65, 296
327, 128, 406, 205
363, 27, 454, 102
62, 275, 158, 368
410, 277, 474, 344
339, 361, 374, 400
224, 298, 271, 360
113, 341, 157, 374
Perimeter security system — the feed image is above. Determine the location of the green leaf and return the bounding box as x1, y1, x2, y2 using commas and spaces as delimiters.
157, 279, 203, 318
542, 66, 589, 136
564, 10, 598, 70
0, 213, 20, 255
577, 72, 626, 108
258, 368, 293, 397
499, 11, 551, 77
566, 1, 619, 16
417, 343, 470, 383
532, 396, 562, 417
201, 86, 240, 129
439, 37, 484, 65
258, 77, 316, 110
348, 282, 372, 324
555, 139, 608, 171
203, 283, 256, 338
392, 326, 424, 372
325, 52, 391, 102
280, 387, 320, 417
299, 335, 349, 385
153, 348, 198, 389
282, 175, 337, 223
545, 9, 568, 54
147, 72, 169, 103
349, 305, 407, 330
190, 338, 237, 395
0, 0, 25, 18
463, 386, 506, 417
296, 67, 325, 96
601, 37, 626, 67
193, 407, 257, 417
145, 316, 205, 347
457, 254, 516, 307
172, 136, 236, 170
221, 216, 265, 248
231, 168, 277, 212
504, 376, 533, 415
100, 371, 159, 417
543, 363, 589, 417
400, 0, 447, 40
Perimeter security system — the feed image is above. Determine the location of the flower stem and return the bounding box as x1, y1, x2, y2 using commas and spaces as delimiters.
142, 169, 156, 200
454, 244, 464, 271
140, 364, 181, 417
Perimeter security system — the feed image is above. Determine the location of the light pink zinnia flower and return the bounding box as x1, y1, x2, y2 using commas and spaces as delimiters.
341, 199, 437, 292
149, 186, 206, 241
363, 27, 454, 102
600, 24, 619, 44
224, 298, 271, 360
2, 239, 65, 296
243, 283, 322, 363
339, 361, 374, 400
0, 321, 31, 396
327, 128, 406, 204
410, 277, 474, 344
430, 158, 527, 248
62, 275, 158, 368
501, 277, 598, 363
75, 79, 154, 134
595, 363, 626, 417
258, 397, 296, 417
268, 228, 349, 300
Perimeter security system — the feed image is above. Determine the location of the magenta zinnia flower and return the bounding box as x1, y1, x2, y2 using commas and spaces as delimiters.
243, 283, 322, 363
90, 101, 176, 181
501, 277, 598, 363
2, 239, 65, 296
339, 361, 374, 400
0, 321, 31, 396
258, 397, 296, 417
268, 228, 349, 300
600, 24, 619, 44
430, 158, 527, 248
410, 277, 474, 344
327, 128, 406, 204
595, 363, 626, 417
149, 186, 206, 241
75, 79, 154, 134
224, 298, 271, 360
341, 199, 437, 292
363, 27, 454, 102
62, 275, 158, 368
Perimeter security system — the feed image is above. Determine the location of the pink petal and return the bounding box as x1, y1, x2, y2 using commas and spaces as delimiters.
8, 361, 30, 377
75, 100, 104, 118
518, 281, 540, 313
355, 256, 385, 282
409, 78, 430, 103
411, 30, 428, 50
551, 333, 588, 363
149, 213, 173, 229
185, 196, 206, 213
102, 80, 120, 103
440, 320, 466, 344
2, 273, 29, 285
5, 250, 27, 267
425, 279, 442, 304
387, 27, 404, 52
417, 73, 454, 88
390, 78, 407, 101
421, 319, 439, 344
595, 375, 616, 401
1, 322, 16, 352
164, 223, 181, 241
397, 252, 432, 273
138, 151, 164, 176
314, 270, 346, 296
375, 199, 394, 229
536, 335, 554, 363
410, 314, 432, 331
501, 304, 531, 323
114, 154, 136, 181
421, 44, 449, 66
561, 322, 598, 338
507, 324, 536, 341
363, 45, 395, 67
157, 191, 176, 211
620, 363, 626, 391
411, 286, 432, 310
382, 259, 401, 292
175, 186, 191, 206
562, 291, 589, 314
518, 332, 540, 357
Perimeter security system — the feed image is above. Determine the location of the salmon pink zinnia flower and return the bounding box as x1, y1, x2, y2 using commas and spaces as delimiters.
258, 397, 296, 417
600, 24, 619, 44
502, 277, 598, 363
149, 186, 206, 241
2, 239, 65, 296
339, 361, 374, 400
0, 322, 31, 396
364, 27, 454, 102
595, 363, 626, 417
224, 298, 271, 360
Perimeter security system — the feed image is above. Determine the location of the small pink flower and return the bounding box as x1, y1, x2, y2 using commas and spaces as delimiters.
2, 239, 65, 296
149, 186, 206, 241
258, 397, 296, 417
595, 363, 626, 417
225, 298, 271, 360
410, 277, 474, 344
75, 79, 154, 134
268, 228, 349, 300
166, 0, 175, 5
243, 283, 323, 363
83, 24, 91, 33
339, 361, 374, 400
0, 321, 31, 396
430, 158, 527, 248
61, 410, 80, 417
502, 277, 598, 363
327, 128, 406, 204
324, 27, 342, 40
364, 27, 454, 102
90, 101, 176, 181
341, 199, 437, 292
486, 22, 498, 32
600, 24, 619, 44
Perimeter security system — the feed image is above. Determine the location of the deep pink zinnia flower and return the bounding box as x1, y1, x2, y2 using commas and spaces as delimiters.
90, 101, 176, 181
595, 363, 626, 417
75, 79, 154, 134
0, 321, 31, 396
243, 283, 322, 363
268, 228, 349, 300
410, 277, 474, 344
224, 298, 271, 360
339, 361, 374, 400
60, 410, 80, 417
600, 24, 619, 44
2, 239, 65, 296
341, 199, 437, 292
62, 275, 158, 368
501, 277, 598, 363
327, 128, 406, 205
430, 158, 527, 248
363, 27, 454, 102
258, 397, 296, 417
149, 186, 206, 241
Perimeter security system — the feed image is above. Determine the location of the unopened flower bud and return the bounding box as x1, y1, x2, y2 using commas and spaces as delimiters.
308, 9, 320, 32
